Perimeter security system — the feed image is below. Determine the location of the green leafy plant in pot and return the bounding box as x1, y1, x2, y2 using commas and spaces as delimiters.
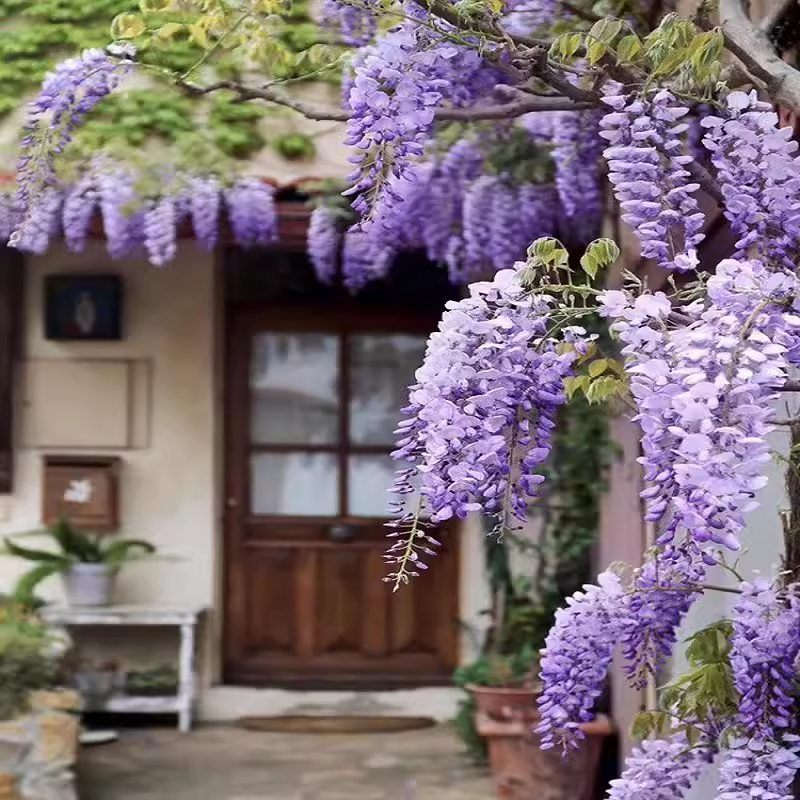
0, 605, 63, 720
3, 517, 156, 608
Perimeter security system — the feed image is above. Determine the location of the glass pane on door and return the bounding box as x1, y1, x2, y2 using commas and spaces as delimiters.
349, 334, 428, 445
251, 452, 338, 516
250, 333, 339, 445
348, 455, 421, 518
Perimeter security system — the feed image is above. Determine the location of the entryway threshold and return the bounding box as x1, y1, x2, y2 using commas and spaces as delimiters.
200, 686, 461, 723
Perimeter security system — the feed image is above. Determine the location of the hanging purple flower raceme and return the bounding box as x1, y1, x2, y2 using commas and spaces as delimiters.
15, 46, 135, 222
11, 186, 63, 255
518, 183, 559, 253
552, 110, 605, 246
320, 0, 376, 45
701, 90, 800, 268
621, 544, 706, 688
188, 176, 221, 251
143, 197, 177, 267
607, 731, 717, 800
224, 178, 277, 248
392, 265, 585, 525
62, 173, 99, 253
96, 164, 141, 259
599, 257, 798, 556
600, 90, 705, 271
716, 735, 800, 800
460, 175, 500, 279
729, 578, 800, 737
488, 180, 526, 271
536, 570, 629, 752
344, 3, 499, 229
341, 227, 392, 290
307, 206, 340, 284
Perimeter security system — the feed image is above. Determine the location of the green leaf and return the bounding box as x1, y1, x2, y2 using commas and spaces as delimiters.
111, 13, 145, 40
3, 538, 66, 564
101, 539, 156, 568
588, 18, 623, 44
616, 34, 642, 62
588, 358, 610, 378
12, 563, 63, 603
188, 23, 209, 49
554, 33, 583, 61
652, 46, 690, 76
586, 39, 608, 65
564, 375, 590, 399
156, 22, 185, 40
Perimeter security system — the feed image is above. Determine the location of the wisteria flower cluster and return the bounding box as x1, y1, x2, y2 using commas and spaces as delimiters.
15, 46, 135, 223
6, 167, 278, 266
600, 90, 705, 271
606, 731, 716, 800
702, 90, 800, 269
599, 257, 797, 556
391, 263, 584, 527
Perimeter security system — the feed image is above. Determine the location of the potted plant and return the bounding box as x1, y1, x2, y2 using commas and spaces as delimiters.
125, 664, 179, 697
2, 517, 156, 607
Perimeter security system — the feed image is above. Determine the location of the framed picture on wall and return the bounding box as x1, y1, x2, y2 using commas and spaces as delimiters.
44, 274, 124, 341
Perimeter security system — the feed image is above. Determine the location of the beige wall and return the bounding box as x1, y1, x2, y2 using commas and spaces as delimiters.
0, 243, 220, 672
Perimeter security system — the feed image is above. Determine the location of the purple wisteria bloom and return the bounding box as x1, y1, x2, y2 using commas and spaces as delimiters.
189, 176, 221, 251
702, 90, 800, 268
598, 257, 797, 554
607, 731, 716, 800
96, 164, 141, 259
536, 570, 628, 751
729, 578, 800, 736
600, 90, 705, 271
15, 47, 134, 220
622, 544, 706, 687
552, 110, 605, 246
341, 227, 392, 290
62, 173, 99, 253
143, 197, 177, 267
717, 735, 800, 800
320, 0, 376, 45
392, 264, 585, 525
307, 206, 340, 284
224, 178, 278, 248
11, 186, 62, 254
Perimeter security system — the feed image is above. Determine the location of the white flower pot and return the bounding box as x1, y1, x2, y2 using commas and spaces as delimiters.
62, 564, 115, 607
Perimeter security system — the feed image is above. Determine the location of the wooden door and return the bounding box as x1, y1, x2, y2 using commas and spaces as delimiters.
223, 307, 459, 689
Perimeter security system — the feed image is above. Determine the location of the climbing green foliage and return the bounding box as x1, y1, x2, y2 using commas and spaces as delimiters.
0, 0, 330, 163
631, 620, 738, 745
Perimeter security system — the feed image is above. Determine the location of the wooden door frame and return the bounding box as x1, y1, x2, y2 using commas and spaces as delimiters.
221, 300, 460, 688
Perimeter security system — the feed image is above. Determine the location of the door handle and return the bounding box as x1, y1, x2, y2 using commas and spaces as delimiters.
328, 524, 354, 543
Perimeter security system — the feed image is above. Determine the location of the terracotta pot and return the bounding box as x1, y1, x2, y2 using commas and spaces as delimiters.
471, 687, 612, 800
465, 683, 540, 721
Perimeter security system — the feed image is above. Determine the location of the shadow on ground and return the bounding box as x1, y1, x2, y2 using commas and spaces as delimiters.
77, 724, 496, 800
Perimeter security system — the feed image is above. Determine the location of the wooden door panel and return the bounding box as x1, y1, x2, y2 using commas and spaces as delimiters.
224, 305, 459, 688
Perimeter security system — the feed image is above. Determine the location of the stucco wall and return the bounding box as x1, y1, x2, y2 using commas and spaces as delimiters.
0, 242, 220, 673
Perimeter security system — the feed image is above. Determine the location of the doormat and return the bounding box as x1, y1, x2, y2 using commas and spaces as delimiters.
236, 715, 437, 734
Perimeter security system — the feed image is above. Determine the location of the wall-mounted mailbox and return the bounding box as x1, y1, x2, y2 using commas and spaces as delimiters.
42, 455, 121, 531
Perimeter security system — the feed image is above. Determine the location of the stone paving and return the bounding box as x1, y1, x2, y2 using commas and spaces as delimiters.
77, 724, 497, 800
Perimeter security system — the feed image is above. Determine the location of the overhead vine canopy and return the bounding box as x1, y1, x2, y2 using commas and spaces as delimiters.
12, 0, 800, 796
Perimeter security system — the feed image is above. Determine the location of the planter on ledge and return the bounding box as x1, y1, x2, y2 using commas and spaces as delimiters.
468, 684, 612, 800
